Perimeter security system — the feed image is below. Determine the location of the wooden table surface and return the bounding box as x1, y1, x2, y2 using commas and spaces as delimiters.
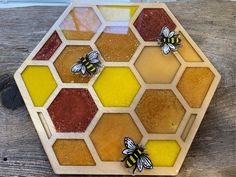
0, 1, 235, 176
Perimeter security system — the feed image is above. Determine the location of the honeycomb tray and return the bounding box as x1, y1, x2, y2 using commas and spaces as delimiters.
14, 2, 221, 175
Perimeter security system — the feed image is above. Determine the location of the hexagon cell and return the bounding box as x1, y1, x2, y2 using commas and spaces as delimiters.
53, 139, 95, 166
21, 66, 57, 107
177, 67, 215, 108
146, 140, 180, 167
48, 88, 98, 132
135, 46, 180, 84
33, 31, 62, 60
178, 33, 203, 62
134, 8, 176, 41
95, 26, 140, 62
54, 45, 92, 83
135, 90, 185, 134
93, 67, 140, 107
98, 6, 138, 21
60, 7, 101, 40
90, 113, 142, 161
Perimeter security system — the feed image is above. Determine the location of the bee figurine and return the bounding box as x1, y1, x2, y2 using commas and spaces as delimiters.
122, 137, 153, 174
159, 26, 181, 55
71, 50, 101, 77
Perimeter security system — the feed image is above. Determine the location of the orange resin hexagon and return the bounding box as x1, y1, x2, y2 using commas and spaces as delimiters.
53, 139, 95, 166
177, 67, 215, 108
95, 26, 140, 62
60, 7, 101, 40
135, 46, 180, 84
90, 113, 142, 161
54, 45, 92, 83
135, 89, 186, 134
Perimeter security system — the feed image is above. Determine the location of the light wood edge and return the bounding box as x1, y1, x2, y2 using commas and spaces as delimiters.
13, 2, 221, 176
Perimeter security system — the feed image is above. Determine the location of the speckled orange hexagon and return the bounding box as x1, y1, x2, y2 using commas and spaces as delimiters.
90, 113, 142, 161
177, 67, 215, 108
54, 45, 92, 83
135, 89, 186, 134
60, 7, 102, 40
95, 26, 140, 62
135, 46, 181, 84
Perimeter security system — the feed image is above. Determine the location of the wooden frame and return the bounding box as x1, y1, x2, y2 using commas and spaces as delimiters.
14, 2, 221, 175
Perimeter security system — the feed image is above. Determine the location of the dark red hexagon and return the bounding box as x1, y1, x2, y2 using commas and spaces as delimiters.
48, 88, 98, 133
134, 8, 176, 41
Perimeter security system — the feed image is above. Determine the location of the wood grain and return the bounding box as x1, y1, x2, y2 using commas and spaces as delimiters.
0, 1, 235, 176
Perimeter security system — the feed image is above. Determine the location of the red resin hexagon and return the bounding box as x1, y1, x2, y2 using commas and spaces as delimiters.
48, 88, 98, 132
33, 31, 62, 60
134, 8, 176, 41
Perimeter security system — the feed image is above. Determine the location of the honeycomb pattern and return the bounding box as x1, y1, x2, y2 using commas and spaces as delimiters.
15, 3, 220, 176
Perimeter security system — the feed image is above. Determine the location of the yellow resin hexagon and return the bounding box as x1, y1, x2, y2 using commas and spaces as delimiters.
146, 140, 180, 167
93, 67, 140, 107
21, 66, 57, 107
98, 6, 138, 21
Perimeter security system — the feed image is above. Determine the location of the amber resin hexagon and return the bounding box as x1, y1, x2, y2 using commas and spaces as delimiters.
14, 2, 221, 176
135, 46, 180, 84
135, 89, 186, 134
48, 88, 98, 132
53, 139, 95, 166
95, 26, 140, 62
90, 113, 142, 161
54, 45, 92, 83
93, 67, 140, 107
60, 7, 102, 40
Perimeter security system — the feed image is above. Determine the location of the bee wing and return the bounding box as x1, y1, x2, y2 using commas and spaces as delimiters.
168, 31, 175, 38
162, 26, 170, 37
71, 63, 82, 73
141, 156, 153, 169
122, 148, 134, 155
89, 59, 100, 64
87, 51, 99, 61
81, 65, 86, 75
162, 44, 170, 55
124, 137, 136, 150
137, 158, 144, 172
168, 43, 176, 50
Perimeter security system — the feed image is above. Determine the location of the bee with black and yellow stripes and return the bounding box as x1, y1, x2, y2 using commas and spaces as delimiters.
159, 26, 181, 55
71, 50, 101, 76
122, 137, 153, 174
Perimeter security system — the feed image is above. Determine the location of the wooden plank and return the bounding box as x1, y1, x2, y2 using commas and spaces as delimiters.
0, 1, 235, 176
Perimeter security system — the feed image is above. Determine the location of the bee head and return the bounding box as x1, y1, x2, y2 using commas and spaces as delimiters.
139, 145, 145, 152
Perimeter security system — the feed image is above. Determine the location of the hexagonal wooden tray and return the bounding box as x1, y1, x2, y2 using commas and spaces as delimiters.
14, 2, 221, 176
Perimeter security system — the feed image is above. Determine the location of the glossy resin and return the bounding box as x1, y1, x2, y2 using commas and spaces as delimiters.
14, 2, 220, 176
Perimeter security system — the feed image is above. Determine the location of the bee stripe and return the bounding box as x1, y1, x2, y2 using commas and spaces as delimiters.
134, 153, 138, 158
167, 38, 170, 43
87, 64, 93, 69
130, 156, 136, 163
171, 38, 175, 43
176, 38, 179, 43
82, 59, 86, 62
90, 67, 96, 72
163, 38, 166, 43
126, 160, 132, 167
85, 62, 90, 66
137, 149, 141, 154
